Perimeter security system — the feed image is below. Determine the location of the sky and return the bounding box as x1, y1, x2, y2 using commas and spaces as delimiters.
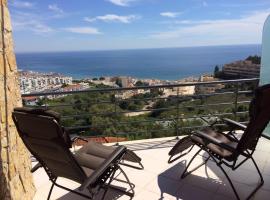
9, 0, 270, 52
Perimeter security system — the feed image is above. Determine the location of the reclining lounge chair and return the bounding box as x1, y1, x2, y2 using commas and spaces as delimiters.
12, 107, 143, 200
168, 84, 270, 200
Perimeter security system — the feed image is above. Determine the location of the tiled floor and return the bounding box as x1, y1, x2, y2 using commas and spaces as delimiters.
33, 137, 270, 200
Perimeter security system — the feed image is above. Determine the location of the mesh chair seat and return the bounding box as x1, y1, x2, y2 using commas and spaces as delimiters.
74, 142, 121, 176
191, 127, 238, 161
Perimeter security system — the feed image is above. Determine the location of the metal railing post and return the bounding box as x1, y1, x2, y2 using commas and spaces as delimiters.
176, 87, 180, 139
114, 91, 119, 145
234, 83, 239, 120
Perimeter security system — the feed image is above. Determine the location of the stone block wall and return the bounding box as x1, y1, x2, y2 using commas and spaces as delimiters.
0, 0, 36, 199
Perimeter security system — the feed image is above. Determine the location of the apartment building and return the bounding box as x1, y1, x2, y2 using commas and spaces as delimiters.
196, 75, 224, 94
19, 71, 72, 94
223, 60, 260, 78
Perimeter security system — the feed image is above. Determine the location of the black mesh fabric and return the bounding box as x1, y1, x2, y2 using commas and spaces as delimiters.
238, 84, 270, 151
14, 107, 72, 147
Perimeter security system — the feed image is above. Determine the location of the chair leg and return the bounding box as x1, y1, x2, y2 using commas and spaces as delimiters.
118, 166, 135, 197
204, 152, 264, 200
101, 166, 135, 199
214, 161, 240, 200
101, 170, 117, 200
181, 148, 210, 179
246, 157, 264, 199
47, 178, 57, 200
120, 161, 144, 170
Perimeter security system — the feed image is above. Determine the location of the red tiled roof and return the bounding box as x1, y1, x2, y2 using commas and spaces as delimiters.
22, 96, 38, 101
73, 136, 128, 146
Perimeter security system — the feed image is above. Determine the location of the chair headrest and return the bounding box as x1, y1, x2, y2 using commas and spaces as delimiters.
14, 107, 61, 122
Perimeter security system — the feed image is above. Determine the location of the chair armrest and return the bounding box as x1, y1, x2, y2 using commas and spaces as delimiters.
222, 118, 247, 130
200, 116, 219, 127
193, 131, 237, 153
71, 136, 88, 143
31, 162, 42, 173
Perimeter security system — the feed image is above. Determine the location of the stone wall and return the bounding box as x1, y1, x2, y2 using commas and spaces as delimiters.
0, 0, 36, 199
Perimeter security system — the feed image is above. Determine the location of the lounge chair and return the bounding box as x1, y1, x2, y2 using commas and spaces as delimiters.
168, 84, 270, 200
12, 107, 143, 200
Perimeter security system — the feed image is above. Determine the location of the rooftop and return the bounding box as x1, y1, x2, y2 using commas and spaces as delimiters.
33, 136, 270, 200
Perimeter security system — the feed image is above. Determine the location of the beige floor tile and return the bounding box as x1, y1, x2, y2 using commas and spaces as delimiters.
252, 189, 270, 200
227, 168, 262, 186
133, 190, 168, 200
216, 180, 255, 199
175, 183, 213, 200
145, 175, 183, 197
211, 194, 231, 200
261, 174, 270, 191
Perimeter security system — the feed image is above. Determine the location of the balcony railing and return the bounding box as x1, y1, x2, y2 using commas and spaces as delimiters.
21, 78, 260, 142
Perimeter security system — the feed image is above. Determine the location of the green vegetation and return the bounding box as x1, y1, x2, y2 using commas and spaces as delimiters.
115, 78, 122, 87
213, 65, 224, 78
246, 55, 261, 64
135, 80, 149, 87
61, 83, 69, 88
27, 82, 253, 141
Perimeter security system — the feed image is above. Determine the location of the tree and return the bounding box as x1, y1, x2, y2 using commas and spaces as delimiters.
119, 101, 129, 110
246, 55, 261, 64
99, 76, 105, 80
214, 65, 220, 78
36, 97, 47, 106
135, 80, 149, 87
115, 78, 122, 87
61, 83, 68, 88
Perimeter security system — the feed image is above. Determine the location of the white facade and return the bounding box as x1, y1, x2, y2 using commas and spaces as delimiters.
20, 72, 72, 94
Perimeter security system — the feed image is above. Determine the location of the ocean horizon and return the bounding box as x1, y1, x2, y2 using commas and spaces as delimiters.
16, 44, 261, 80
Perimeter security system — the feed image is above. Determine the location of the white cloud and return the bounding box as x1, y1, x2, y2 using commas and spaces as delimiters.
160, 12, 182, 18
11, 1, 34, 9
48, 4, 64, 14
107, 0, 135, 7
150, 10, 269, 45
11, 11, 54, 34
84, 17, 96, 23
63, 27, 102, 34
13, 20, 54, 34
84, 14, 139, 23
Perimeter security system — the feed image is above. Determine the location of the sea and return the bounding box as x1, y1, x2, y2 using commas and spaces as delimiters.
15, 44, 261, 80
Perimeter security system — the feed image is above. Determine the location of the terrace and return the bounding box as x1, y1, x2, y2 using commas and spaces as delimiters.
21, 78, 270, 199
1, 1, 270, 199
33, 137, 270, 200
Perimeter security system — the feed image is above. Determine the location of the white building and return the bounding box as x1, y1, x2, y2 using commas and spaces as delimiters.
19, 71, 73, 94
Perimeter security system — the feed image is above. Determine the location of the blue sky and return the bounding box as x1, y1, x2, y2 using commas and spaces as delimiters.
9, 0, 270, 52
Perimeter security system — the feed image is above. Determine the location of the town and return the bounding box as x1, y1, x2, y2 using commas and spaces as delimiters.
20, 56, 260, 106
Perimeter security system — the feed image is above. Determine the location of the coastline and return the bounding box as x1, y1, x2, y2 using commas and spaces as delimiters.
16, 44, 261, 81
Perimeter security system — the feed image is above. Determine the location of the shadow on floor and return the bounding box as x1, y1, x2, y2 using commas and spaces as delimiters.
157, 151, 262, 200
57, 184, 133, 200
157, 157, 226, 200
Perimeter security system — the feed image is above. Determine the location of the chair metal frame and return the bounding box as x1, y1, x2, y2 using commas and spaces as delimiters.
42, 157, 135, 200
180, 118, 264, 200
12, 110, 141, 200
